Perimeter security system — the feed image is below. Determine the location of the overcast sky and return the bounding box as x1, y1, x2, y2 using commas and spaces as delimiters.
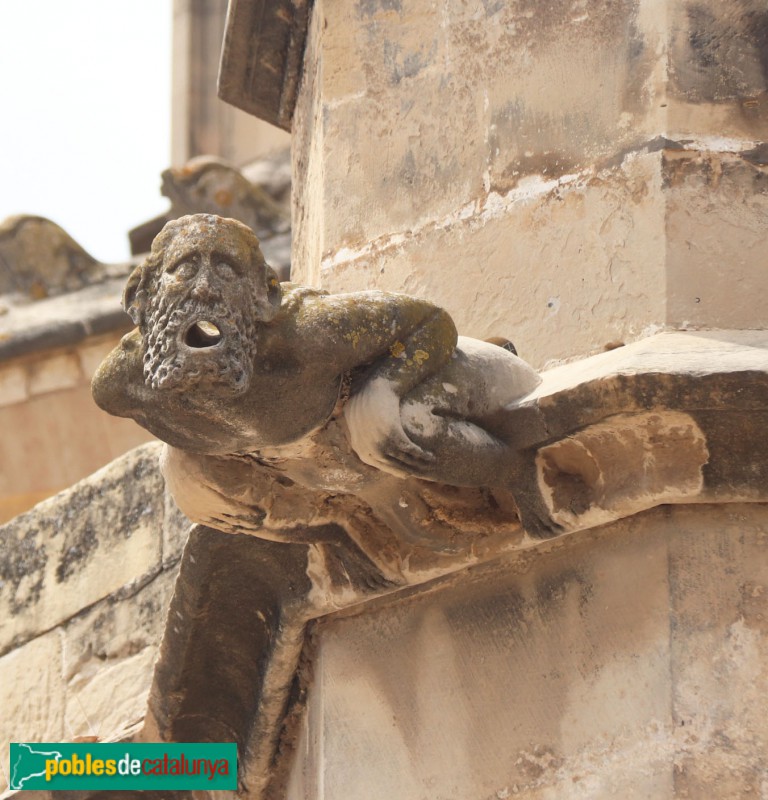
0, 1, 172, 261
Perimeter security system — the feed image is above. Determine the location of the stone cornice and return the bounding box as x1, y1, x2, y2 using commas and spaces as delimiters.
0, 277, 132, 363
501, 330, 768, 533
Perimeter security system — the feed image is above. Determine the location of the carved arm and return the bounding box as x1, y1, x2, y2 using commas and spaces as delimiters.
302, 291, 459, 471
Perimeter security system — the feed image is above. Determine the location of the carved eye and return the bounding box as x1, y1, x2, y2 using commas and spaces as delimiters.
166, 261, 196, 280
217, 260, 238, 277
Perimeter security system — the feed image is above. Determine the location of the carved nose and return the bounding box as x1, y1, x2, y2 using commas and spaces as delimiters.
190, 269, 215, 300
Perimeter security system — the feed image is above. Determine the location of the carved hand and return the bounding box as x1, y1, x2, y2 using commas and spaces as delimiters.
344, 377, 434, 477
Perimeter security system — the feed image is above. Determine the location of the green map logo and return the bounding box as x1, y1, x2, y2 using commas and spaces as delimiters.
10, 742, 237, 790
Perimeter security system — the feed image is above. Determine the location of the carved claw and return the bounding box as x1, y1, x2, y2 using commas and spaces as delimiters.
382, 430, 434, 465
514, 495, 564, 540
378, 439, 436, 479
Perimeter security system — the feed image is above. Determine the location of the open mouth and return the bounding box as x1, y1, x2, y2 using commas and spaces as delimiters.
184, 320, 223, 349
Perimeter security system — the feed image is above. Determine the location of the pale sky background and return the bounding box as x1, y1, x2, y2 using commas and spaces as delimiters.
0, 1, 172, 261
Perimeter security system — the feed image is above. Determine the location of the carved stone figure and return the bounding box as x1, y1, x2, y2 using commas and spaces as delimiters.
160, 157, 289, 240
90, 215, 768, 793
93, 214, 547, 591
0, 215, 105, 299
129, 155, 292, 280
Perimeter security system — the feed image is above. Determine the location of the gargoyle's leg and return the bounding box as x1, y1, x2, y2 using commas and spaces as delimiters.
506, 449, 564, 540
141, 524, 314, 799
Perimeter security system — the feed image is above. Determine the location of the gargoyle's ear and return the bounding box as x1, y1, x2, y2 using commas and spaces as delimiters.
255, 264, 282, 322
122, 264, 143, 325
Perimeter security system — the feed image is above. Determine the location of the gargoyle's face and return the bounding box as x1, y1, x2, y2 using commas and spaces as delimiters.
130, 215, 281, 397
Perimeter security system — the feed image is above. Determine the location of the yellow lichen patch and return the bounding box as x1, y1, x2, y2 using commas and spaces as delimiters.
344, 330, 362, 348
413, 349, 430, 366
390, 341, 406, 358
214, 189, 233, 207
29, 281, 48, 301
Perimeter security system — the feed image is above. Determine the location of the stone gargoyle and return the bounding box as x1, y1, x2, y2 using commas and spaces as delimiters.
91, 214, 768, 795
92, 213, 555, 597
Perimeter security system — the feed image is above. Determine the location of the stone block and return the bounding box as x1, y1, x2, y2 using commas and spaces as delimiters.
64, 647, 158, 742
668, 505, 768, 795
77, 334, 124, 381
0, 631, 65, 795
294, 0, 768, 365
303, 143, 767, 368
300, 0, 665, 258
26, 352, 82, 397
0, 443, 166, 655
0, 385, 154, 524
668, 0, 768, 141
0, 364, 27, 408
286, 504, 768, 799
0, 549, 178, 782
664, 149, 768, 330
288, 510, 677, 799
319, 75, 487, 255
61, 566, 179, 685
316, 151, 666, 368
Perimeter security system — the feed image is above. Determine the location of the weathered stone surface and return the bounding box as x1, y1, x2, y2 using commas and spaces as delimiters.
291, 0, 768, 367
0, 372, 153, 524
0, 216, 103, 300
142, 525, 311, 799
65, 646, 158, 744
0, 561, 181, 793
0, 631, 66, 795
0, 446, 186, 790
0, 443, 166, 655
61, 566, 179, 686
668, 505, 768, 795
669, 0, 768, 140
305, 150, 667, 367
286, 504, 768, 800
219, 0, 311, 129
665, 149, 768, 330
0, 275, 132, 363
293, 0, 662, 268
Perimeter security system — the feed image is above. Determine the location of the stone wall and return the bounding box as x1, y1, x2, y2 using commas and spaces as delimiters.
0, 334, 152, 523
0, 443, 188, 794
292, 0, 768, 368
286, 503, 768, 799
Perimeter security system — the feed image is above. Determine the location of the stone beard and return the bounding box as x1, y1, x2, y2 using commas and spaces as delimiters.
140, 281, 259, 395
